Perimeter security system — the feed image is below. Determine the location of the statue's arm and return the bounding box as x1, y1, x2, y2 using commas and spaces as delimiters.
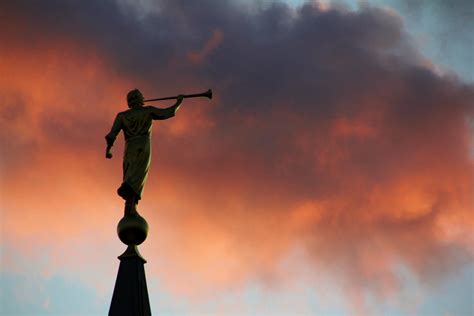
105, 113, 123, 159
150, 95, 184, 120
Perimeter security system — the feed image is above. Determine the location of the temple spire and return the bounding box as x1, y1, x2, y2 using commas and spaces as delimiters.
109, 206, 151, 316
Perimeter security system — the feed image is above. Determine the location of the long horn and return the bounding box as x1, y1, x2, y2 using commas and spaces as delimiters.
144, 89, 212, 102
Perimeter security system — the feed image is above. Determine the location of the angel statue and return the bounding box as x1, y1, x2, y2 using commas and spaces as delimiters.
105, 89, 183, 215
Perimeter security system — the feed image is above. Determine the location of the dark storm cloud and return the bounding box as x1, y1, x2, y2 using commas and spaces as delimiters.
0, 0, 263, 87
0, 0, 415, 99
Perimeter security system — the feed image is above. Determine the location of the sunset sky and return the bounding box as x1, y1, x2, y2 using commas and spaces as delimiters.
1, 0, 473, 315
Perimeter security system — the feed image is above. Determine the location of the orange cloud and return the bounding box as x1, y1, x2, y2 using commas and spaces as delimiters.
1, 2, 473, 314
187, 30, 224, 65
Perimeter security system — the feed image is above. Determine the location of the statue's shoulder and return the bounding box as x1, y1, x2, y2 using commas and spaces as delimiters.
142, 106, 158, 115
119, 107, 151, 119
118, 109, 135, 116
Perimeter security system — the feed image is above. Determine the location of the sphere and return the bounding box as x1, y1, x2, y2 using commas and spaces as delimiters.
117, 213, 149, 245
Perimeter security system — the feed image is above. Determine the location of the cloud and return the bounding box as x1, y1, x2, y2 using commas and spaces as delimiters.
1, 0, 473, 313
187, 29, 224, 64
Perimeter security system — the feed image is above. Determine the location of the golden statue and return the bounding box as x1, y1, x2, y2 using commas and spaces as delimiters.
105, 88, 211, 246
105, 89, 183, 215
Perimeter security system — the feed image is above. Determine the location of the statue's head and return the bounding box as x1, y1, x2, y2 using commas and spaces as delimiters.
127, 89, 144, 108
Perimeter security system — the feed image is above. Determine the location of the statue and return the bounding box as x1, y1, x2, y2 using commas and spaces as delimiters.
105, 88, 212, 218
105, 89, 183, 215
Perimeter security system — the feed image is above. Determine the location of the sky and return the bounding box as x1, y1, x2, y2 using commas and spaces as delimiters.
0, 0, 473, 315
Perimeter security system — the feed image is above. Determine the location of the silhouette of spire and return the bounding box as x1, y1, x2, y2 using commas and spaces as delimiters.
109, 209, 150, 316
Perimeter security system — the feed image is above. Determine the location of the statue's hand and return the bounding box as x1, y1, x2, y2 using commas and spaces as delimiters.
106, 151, 113, 159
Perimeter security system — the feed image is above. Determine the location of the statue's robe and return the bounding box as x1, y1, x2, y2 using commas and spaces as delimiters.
106, 106, 176, 201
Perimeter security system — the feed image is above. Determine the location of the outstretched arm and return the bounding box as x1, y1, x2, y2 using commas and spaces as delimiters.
105, 113, 123, 159
150, 95, 184, 120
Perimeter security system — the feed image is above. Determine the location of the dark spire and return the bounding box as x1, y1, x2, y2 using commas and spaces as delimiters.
109, 208, 151, 316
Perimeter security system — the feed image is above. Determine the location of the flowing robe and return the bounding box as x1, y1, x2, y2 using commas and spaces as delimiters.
106, 106, 176, 201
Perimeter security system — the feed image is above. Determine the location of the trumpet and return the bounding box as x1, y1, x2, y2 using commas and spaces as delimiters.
144, 89, 212, 102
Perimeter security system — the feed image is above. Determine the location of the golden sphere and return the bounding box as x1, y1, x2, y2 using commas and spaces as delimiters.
117, 213, 149, 245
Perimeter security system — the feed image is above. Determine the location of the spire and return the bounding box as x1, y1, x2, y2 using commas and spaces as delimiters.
109, 207, 151, 316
